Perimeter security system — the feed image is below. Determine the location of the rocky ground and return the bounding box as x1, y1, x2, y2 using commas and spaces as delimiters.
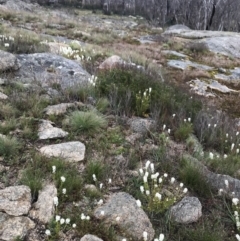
0, 1, 240, 241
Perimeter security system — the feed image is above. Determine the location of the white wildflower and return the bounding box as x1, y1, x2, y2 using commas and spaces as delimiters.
140, 186, 144, 193
159, 233, 165, 241
150, 163, 154, 173
136, 199, 141, 207
66, 218, 70, 224
108, 178, 112, 184
209, 152, 214, 159
52, 165, 56, 173
143, 231, 148, 241
146, 190, 150, 196
232, 198, 239, 205
62, 188, 66, 195
231, 143, 235, 151
53, 196, 58, 206
61, 176, 66, 182
164, 173, 168, 178
155, 192, 162, 200
225, 179, 229, 188
60, 218, 65, 225
72, 223, 76, 228
98, 199, 103, 205
170, 177, 175, 183
139, 168, 144, 175
116, 216, 121, 222
183, 188, 188, 193
45, 229, 51, 236
99, 183, 103, 189
145, 160, 151, 169
92, 174, 97, 182
180, 183, 184, 188
163, 124, 166, 130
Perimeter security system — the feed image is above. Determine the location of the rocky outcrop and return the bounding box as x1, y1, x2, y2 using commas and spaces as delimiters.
0, 185, 31, 216
15, 53, 91, 89
167, 60, 214, 71
163, 26, 240, 59
128, 118, 155, 134
94, 192, 155, 241
39, 141, 86, 162
169, 197, 202, 224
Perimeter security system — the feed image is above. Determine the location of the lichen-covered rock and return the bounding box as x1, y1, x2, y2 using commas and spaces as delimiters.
38, 120, 68, 140
169, 197, 202, 224
0, 185, 31, 216
0, 212, 35, 241
98, 55, 125, 70
128, 118, 155, 134
0, 50, 20, 72
29, 184, 57, 224
39, 141, 85, 162
15, 53, 90, 89
94, 192, 155, 241
80, 234, 103, 241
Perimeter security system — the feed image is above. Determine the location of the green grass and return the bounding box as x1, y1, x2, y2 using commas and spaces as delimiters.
180, 157, 212, 198
174, 122, 193, 142
67, 110, 107, 135
0, 135, 21, 158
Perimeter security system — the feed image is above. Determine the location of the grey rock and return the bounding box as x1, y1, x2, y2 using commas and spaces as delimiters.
0, 212, 35, 241
188, 79, 239, 97
169, 197, 202, 224
94, 192, 155, 241
0, 78, 5, 85
202, 36, 240, 59
0, 92, 8, 100
163, 28, 240, 59
29, 184, 57, 224
39, 141, 85, 162
167, 60, 214, 71
80, 234, 103, 241
98, 55, 125, 70
128, 118, 155, 134
214, 67, 240, 84
3, 0, 39, 12
38, 120, 68, 140
167, 24, 191, 31
0, 50, 20, 72
162, 50, 188, 59
0, 185, 31, 216
44, 102, 84, 116
15, 53, 90, 89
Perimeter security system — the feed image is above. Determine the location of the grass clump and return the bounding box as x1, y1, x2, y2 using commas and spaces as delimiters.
67, 110, 107, 135
180, 157, 212, 197
174, 122, 193, 142
0, 135, 21, 158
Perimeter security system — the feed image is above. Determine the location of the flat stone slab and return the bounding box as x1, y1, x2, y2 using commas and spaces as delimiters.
167, 60, 214, 71
0, 185, 31, 216
38, 120, 68, 140
44, 102, 84, 116
188, 78, 239, 97
215, 67, 240, 84
162, 50, 188, 59
39, 141, 85, 162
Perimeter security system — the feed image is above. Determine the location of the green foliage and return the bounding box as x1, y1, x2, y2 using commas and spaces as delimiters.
0, 118, 17, 135
84, 160, 107, 184
0, 32, 49, 54
180, 157, 212, 197
67, 110, 107, 135
96, 97, 109, 113
0, 103, 18, 119
96, 67, 202, 123
207, 154, 240, 177
174, 122, 193, 142
0, 135, 21, 158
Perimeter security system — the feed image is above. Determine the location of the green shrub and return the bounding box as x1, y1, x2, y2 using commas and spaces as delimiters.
174, 122, 193, 142
96, 67, 202, 124
180, 157, 212, 197
67, 110, 107, 135
0, 135, 21, 158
